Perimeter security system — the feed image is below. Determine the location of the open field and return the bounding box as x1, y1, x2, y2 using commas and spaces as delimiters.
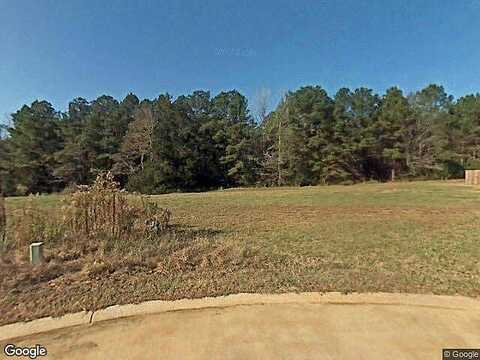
1, 180, 480, 325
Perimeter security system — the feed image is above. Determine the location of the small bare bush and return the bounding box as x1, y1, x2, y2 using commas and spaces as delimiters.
9, 172, 171, 257
62, 172, 170, 240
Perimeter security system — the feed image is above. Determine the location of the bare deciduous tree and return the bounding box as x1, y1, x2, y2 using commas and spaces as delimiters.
113, 104, 155, 175
254, 88, 271, 124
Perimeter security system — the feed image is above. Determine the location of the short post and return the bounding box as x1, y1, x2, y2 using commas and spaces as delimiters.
29, 242, 44, 265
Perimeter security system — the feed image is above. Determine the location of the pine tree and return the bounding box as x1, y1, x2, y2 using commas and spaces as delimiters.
54, 97, 91, 185
375, 87, 412, 181
8, 101, 63, 193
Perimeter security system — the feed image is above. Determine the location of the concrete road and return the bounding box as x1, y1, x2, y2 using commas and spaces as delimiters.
2, 293, 479, 360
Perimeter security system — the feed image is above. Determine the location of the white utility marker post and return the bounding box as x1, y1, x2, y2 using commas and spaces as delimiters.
29, 242, 44, 265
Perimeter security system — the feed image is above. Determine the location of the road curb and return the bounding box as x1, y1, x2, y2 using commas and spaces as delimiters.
0, 311, 93, 342
2, 292, 479, 342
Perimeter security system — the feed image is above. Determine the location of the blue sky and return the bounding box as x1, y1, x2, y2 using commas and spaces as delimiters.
1, 0, 479, 122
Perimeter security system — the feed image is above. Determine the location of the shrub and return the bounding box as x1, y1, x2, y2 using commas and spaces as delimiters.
8, 172, 172, 257
440, 160, 464, 179
62, 172, 171, 247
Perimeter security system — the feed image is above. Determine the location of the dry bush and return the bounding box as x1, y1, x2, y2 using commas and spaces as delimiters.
9, 172, 172, 257
62, 172, 170, 245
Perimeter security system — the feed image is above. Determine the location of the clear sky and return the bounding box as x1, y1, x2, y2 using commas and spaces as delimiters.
1, 0, 479, 122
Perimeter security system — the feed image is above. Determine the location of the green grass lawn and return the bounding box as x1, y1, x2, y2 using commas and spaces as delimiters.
2, 180, 480, 324
153, 180, 480, 294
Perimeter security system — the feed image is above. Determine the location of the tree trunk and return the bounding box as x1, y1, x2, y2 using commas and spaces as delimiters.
391, 168, 395, 182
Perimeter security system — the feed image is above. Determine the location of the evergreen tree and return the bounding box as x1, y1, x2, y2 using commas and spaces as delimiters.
2, 85, 475, 194
54, 97, 91, 185
450, 94, 480, 169
211, 90, 259, 186
7, 101, 63, 193
375, 87, 412, 181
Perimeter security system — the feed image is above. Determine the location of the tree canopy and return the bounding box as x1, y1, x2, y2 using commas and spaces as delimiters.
0, 84, 478, 195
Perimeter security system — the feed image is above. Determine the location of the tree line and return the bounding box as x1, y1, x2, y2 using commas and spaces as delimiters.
0, 84, 479, 195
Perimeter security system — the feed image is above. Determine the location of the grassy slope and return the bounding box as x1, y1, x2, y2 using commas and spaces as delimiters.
2, 180, 480, 324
